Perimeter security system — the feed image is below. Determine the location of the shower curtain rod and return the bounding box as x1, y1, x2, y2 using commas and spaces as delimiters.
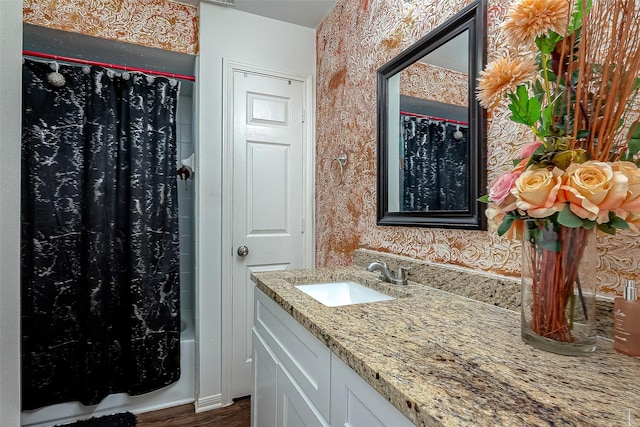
23, 50, 196, 82
400, 110, 468, 126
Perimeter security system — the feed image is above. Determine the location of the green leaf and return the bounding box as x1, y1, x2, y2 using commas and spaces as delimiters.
568, 0, 592, 35
497, 214, 517, 236
609, 213, 630, 229
557, 204, 583, 227
540, 103, 555, 134
628, 120, 640, 140
532, 80, 546, 101
477, 194, 490, 203
598, 222, 617, 235
582, 220, 596, 229
628, 139, 640, 158
507, 85, 542, 127
537, 239, 561, 252
576, 129, 590, 139
535, 32, 563, 55
546, 71, 559, 84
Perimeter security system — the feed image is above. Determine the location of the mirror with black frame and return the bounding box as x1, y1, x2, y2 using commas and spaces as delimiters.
376, 0, 487, 229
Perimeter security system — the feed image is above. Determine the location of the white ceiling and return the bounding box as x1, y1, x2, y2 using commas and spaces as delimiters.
184, 0, 338, 29
421, 31, 468, 74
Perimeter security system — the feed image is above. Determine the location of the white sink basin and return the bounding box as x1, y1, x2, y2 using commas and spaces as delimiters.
295, 281, 395, 307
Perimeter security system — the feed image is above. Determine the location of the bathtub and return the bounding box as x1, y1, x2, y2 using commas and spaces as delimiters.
21, 311, 195, 427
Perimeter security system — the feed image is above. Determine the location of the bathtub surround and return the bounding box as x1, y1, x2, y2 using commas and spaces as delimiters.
21, 59, 181, 409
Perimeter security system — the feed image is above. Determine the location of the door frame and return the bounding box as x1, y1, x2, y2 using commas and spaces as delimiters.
220, 59, 315, 405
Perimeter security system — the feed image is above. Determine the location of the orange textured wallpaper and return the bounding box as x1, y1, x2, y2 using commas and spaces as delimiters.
401, 62, 468, 107
315, 0, 640, 296
23, 0, 198, 54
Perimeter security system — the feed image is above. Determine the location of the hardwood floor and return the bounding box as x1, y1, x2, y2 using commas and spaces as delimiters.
136, 397, 251, 427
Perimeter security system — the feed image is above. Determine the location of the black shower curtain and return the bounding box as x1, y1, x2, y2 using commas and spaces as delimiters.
401, 115, 469, 211
21, 59, 181, 410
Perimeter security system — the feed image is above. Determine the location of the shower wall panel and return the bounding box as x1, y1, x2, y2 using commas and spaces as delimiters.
177, 94, 195, 316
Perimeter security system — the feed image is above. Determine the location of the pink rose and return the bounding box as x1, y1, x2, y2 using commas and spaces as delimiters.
489, 171, 521, 205
518, 140, 543, 159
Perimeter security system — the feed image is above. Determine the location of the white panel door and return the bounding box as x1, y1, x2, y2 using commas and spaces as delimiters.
231, 71, 305, 398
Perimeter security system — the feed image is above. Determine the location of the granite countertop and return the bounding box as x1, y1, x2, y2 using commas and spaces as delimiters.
251, 266, 640, 427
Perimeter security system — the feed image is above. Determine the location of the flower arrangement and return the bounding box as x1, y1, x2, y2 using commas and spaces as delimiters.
477, 0, 640, 349
479, 0, 640, 237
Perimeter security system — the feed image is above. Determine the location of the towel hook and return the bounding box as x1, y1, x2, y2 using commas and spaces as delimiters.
329, 154, 347, 186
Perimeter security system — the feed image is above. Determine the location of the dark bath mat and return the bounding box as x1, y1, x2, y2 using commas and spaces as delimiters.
56, 412, 136, 427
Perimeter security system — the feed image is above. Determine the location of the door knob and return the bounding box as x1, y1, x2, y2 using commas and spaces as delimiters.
237, 245, 249, 257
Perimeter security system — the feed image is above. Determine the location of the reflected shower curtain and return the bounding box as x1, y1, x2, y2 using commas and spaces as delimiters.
402, 115, 469, 211
21, 59, 181, 410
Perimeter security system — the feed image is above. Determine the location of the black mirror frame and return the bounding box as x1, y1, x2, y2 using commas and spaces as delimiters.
376, 0, 487, 230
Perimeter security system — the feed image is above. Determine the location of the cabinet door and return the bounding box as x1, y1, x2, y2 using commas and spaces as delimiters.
331, 354, 415, 427
254, 289, 331, 418
277, 364, 329, 427
252, 331, 277, 427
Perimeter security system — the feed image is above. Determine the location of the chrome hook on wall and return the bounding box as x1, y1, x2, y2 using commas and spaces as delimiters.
329, 154, 348, 186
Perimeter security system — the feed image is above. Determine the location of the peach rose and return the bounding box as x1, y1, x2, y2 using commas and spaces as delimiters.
485, 204, 523, 239
512, 158, 529, 174
489, 171, 521, 205
517, 140, 543, 159
624, 212, 640, 232
513, 167, 564, 217
560, 161, 628, 223
485, 204, 503, 228
612, 161, 640, 218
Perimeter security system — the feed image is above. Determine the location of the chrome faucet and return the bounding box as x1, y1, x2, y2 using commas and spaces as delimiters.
367, 261, 410, 285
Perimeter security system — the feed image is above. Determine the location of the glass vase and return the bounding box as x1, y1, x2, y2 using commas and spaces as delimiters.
520, 219, 598, 356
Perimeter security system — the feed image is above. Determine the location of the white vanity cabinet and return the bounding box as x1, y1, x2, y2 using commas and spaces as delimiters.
330, 354, 415, 427
253, 289, 331, 426
252, 288, 415, 427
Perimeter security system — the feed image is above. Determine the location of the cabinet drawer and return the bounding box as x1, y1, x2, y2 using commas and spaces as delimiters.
254, 289, 331, 419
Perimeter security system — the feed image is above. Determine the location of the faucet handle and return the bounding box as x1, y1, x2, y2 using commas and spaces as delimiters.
395, 266, 410, 280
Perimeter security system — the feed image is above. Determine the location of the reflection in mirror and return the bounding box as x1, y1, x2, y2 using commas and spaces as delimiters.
377, 0, 486, 229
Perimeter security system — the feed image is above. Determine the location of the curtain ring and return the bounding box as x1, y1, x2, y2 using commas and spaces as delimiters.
329, 154, 347, 186
453, 124, 464, 140
47, 61, 66, 87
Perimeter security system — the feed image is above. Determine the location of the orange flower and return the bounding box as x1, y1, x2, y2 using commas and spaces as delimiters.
485, 205, 524, 239
624, 212, 640, 233
612, 161, 640, 219
502, 0, 570, 47
477, 55, 537, 109
513, 167, 564, 217
560, 161, 628, 223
